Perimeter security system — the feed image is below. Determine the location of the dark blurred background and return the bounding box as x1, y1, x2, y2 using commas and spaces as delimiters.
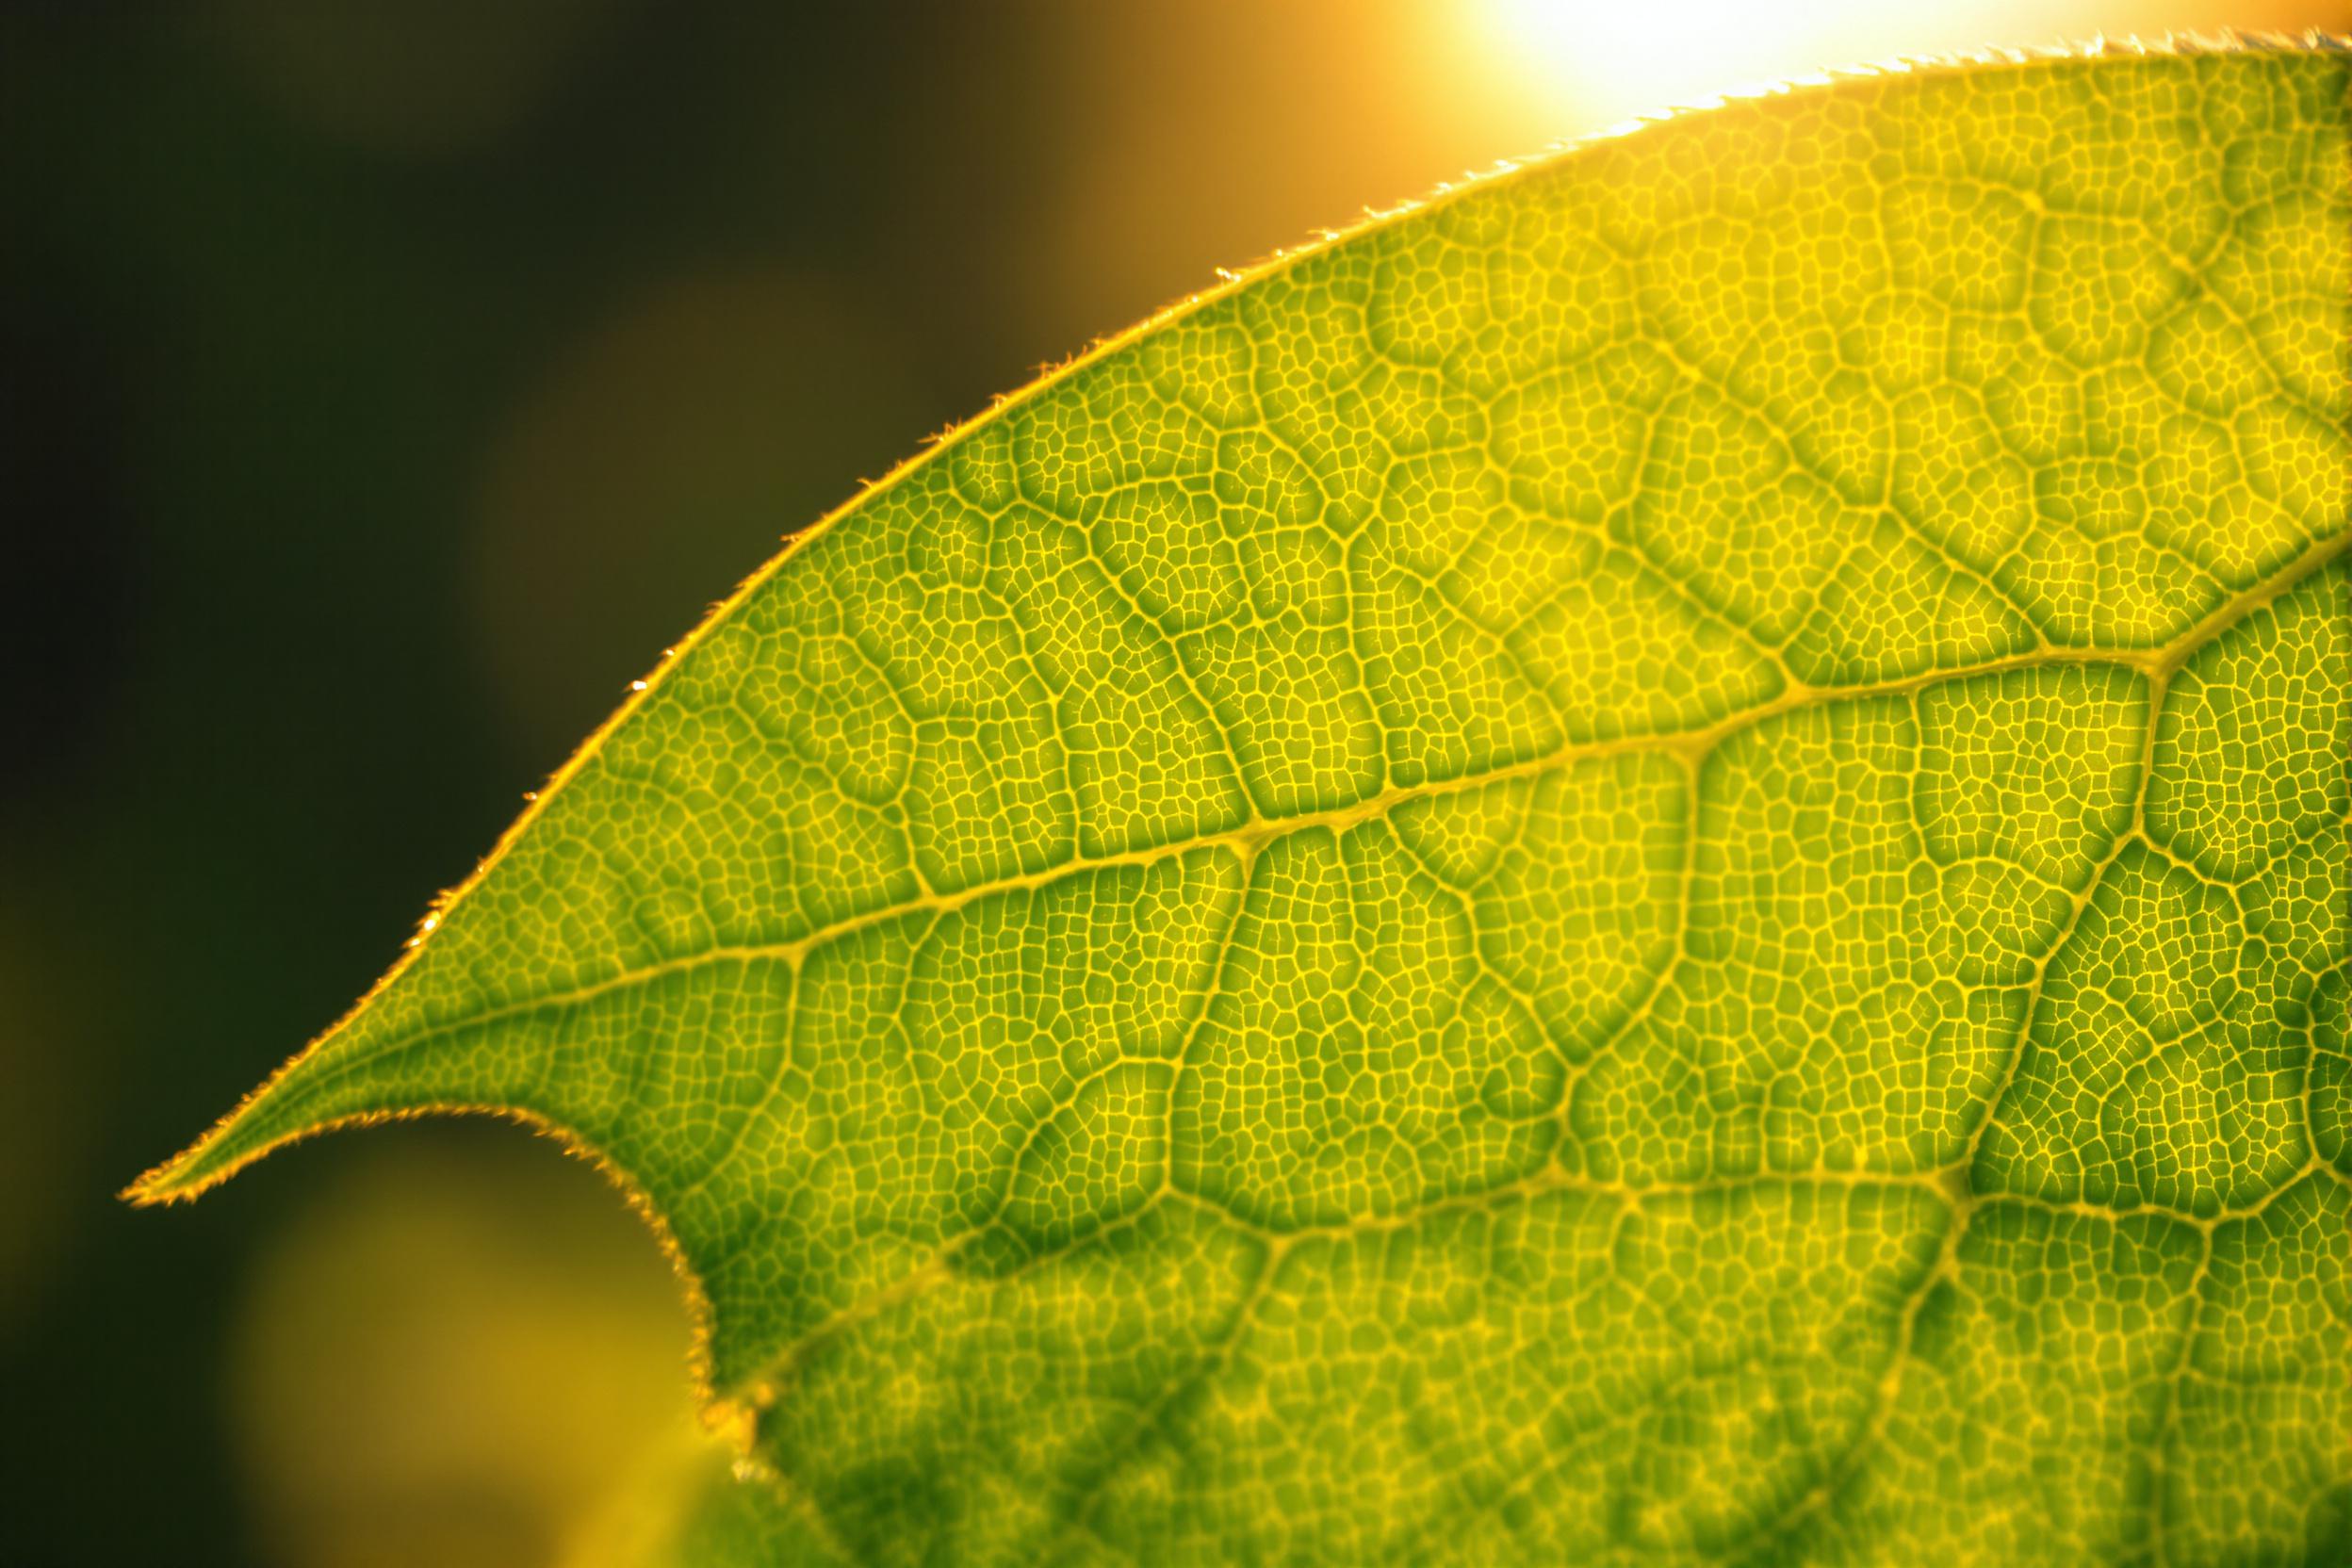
3, 3, 2343, 1564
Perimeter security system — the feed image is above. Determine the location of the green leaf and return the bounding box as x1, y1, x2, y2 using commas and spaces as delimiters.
139, 41, 2352, 1566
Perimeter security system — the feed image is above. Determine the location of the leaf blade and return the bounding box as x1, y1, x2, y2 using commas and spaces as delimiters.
144, 41, 2352, 1566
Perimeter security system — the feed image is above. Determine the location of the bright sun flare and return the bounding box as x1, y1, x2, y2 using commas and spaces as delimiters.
1479, 0, 1814, 125
1468, 0, 2195, 132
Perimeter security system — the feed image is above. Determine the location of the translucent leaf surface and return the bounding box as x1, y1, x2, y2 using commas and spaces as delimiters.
140, 41, 2352, 1566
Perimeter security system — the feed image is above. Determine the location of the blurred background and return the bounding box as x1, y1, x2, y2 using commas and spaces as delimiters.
3, 2, 2344, 1563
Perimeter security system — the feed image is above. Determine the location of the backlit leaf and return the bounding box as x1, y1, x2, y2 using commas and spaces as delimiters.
140, 41, 2352, 1566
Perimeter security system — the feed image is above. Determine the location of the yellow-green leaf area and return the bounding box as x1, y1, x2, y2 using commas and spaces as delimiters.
142, 42, 2352, 1567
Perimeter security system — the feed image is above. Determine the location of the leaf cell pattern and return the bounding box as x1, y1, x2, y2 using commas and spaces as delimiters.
145, 45, 2352, 1567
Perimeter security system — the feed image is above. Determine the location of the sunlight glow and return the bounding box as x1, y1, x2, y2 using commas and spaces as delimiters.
1478, 0, 1832, 124
1469, 0, 2108, 132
